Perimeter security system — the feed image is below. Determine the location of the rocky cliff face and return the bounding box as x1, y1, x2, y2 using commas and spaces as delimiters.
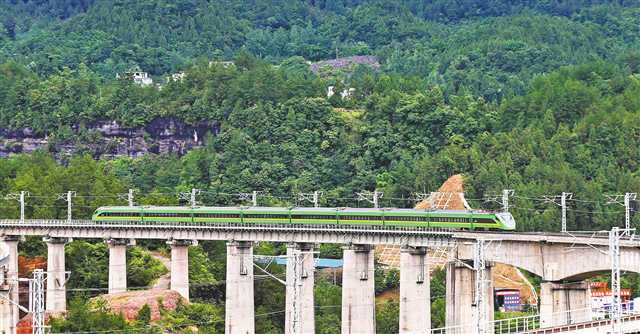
0, 118, 219, 158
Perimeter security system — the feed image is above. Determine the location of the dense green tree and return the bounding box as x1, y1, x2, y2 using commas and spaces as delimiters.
1, 0, 639, 100
127, 246, 168, 288
50, 297, 135, 332
431, 267, 447, 328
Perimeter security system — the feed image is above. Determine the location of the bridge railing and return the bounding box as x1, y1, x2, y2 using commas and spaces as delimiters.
431, 302, 637, 334
0, 218, 458, 234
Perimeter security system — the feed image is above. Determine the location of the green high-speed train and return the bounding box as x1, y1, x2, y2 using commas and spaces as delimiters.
92, 206, 516, 230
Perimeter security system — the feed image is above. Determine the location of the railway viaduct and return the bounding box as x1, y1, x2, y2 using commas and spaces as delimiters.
0, 219, 639, 334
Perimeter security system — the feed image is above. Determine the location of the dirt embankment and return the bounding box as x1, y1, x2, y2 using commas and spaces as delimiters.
375, 174, 537, 307
17, 252, 181, 333
376, 174, 467, 268
94, 290, 185, 322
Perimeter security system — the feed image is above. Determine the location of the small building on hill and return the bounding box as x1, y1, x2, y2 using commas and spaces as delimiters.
116, 68, 153, 86
310, 55, 380, 74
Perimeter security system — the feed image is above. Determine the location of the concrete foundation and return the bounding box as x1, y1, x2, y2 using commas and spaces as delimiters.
399, 246, 430, 334
284, 243, 315, 334
0, 283, 12, 334
168, 239, 194, 301
539, 281, 591, 328
45, 237, 68, 313
225, 241, 254, 334
341, 244, 376, 334
1, 235, 19, 334
445, 261, 494, 334
107, 239, 128, 294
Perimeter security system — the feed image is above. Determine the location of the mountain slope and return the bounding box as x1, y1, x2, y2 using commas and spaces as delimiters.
1, 1, 639, 99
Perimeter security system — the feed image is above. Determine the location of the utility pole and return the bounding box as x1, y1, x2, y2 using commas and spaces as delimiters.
0, 268, 44, 334
413, 192, 430, 204
606, 193, 637, 230
5, 191, 28, 222
465, 238, 499, 334
253, 247, 317, 334
356, 190, 383, 208
290, 249, 303, 334
608, 227, 634, 333
561, 192, 571, 233
191, 188, 199, 208
502, 189, 514, 212
128, 189, 134, 207
297, 191, 322, 208
179, 188, 200, 208
473, 239, 488, 334
58, 191, 76, 222
20, 191, 27, 223
238, 191, 260, 206
624, 193, 636, 230
544, 192, 573, 232
30, 269, 46, 334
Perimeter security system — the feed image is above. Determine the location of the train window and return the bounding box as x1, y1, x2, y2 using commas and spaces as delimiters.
195, 213, 239, 218
244, 214, 288, 219
148, 212, 191, 218
292, 215, 324, 220
386, 216, 420, 222
106, 212, 138, 217
339, 215, 383, 221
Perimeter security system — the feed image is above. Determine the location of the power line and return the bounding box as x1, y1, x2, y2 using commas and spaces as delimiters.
606, 193, 637, 230
237, 191, 260, 206
355, 190, 383, 208
297, 191, 322, 208
542, 192, 573, 233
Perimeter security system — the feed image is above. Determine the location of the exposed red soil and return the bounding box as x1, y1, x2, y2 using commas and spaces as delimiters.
93, 290, 185, 322
376, 174, 467, 268
16, 313, 51, 334
18, 255, 46, 276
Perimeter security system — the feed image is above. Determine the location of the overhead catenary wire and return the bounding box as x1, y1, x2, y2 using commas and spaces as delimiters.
0, 189, 638, 205
0, 188, 637, 224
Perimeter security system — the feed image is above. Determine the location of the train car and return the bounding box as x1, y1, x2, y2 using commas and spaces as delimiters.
92, 206, 516, 230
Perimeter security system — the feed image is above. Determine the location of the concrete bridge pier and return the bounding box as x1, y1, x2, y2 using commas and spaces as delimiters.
225, 241, 254, 334
1, 235, 19, 334
0, 280, 13, 334
107, 238, 130, 294
539, 281, 591, 328
341, 244, 376, 334
167, 239, 195, 301
445, 261, 494, 334
44, 237, 69, 313
285, 243, 315, 334
399, 246, 430, 334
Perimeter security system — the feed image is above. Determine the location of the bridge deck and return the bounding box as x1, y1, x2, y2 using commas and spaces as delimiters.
525, 314, 640, 333
0, 219, 637, 247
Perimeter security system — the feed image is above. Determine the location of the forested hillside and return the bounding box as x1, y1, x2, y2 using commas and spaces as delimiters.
2, 58, 639, 231
1, 0, 639, 98
1, 1, 640, 332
